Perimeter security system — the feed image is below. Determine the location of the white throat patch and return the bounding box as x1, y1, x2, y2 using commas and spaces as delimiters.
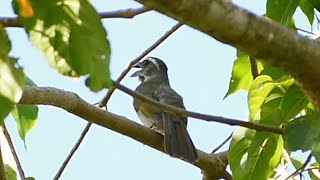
146, 57, 160, 70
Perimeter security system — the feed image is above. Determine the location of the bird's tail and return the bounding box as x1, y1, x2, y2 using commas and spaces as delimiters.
163, 113, 198, 163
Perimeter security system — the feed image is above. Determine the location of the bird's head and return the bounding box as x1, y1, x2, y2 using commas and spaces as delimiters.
131, 57, 168, 82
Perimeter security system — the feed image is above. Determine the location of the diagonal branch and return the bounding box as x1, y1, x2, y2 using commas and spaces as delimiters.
19, 86, 229, 179
2, 124, 25, 180
113, 82, 285, 134
53, 21, 183, 179
0, 7, 151, 27
99, 22, 183, 107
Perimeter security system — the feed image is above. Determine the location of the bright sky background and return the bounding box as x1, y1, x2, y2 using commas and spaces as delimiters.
0, 0, 313, 179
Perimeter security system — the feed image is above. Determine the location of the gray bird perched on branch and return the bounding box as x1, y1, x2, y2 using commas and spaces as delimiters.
131, 57, 198, 163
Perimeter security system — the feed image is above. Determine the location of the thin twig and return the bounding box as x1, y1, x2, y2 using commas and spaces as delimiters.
99, 21, 183, 107
285, 153, 313, 180
100, 7, 151, 18
53, 123, 92, 180
249, 56, 259, 79
295, 27, 315, 35
114, 81, 285, 135
2, 124, 25, 180
0, 7, 151, 28
211, 133, 232, 154
53, 22, 183, 179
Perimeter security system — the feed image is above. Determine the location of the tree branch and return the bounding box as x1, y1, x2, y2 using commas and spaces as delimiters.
249, 56, 259, 79
2, 124, 25, 180
0, 138, 7, 180
99, 22, 183, 107
133, 0, 320, 111
19, 86, 229, 179
0, 7, 151, 27
113, 82, 285, 135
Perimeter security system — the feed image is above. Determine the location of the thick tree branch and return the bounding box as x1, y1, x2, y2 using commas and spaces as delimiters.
19, 86, 229, 179
113, 82, 285, 135
134, 0, 320, 110
0, 7, 150, 27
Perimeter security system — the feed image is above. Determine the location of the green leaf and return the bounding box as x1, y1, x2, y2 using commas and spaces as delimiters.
280, 84, 309, 122
260, 63, 287, 80
11, 104, 38, 145
224, 51, 263, 98
248, 75, 276, 120
309, 0, 320, 12
266, 0, 300, 26
26, 177, 35, 180
5, 164, 17, 180
229, 127, 283, 180
0, 25, 25, 124
299, 0, 315, 25
14, 0, 112, 91
285, 113, 320, 155
290, 156, 305, 170
308, 162, 320, 180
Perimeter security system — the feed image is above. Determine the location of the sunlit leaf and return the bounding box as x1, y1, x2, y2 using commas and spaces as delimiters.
0, 25, 25, 124
11, 104, 38, 145
266, 0, 300, 26
248, 75, 275, 120
308, 162, 320, 180
5, 164, 17, 180
229, 127, 283, 180
14, 0, 112, 91
224, 51, 263, 98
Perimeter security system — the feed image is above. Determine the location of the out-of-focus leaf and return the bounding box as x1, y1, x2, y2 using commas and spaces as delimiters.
309, 162, 320, 180
280, 84, 309, 122
11, 104, 38, 145
300, 0, 315, 25
16, 0, 34, 17
248, 75, 275, 120
229, 127, 283, 180
309, 0, 320, 12
266, 0, 300, 26
5, 164, 17, 180
0, 25, 25, 124
290, 157, 305, 170
13, 0, 111, 91
224, 51, 263, 98
26, 177, 35, 180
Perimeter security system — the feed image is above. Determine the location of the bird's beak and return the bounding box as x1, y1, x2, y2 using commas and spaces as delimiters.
130, 62, 142, 77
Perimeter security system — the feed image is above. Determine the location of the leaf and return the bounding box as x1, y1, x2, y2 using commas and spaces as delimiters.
5, 164, 17, 180
14, 0, 112, 91
11, 104, 38, 145
260, 62, 287, 80
229, 127, 283, 180
285, 113, 320, 154
266, 0, 300, 26
308, 162, 320, 180
0, 25, 25, 124
290, 157, 305, 170
309, 0, 320, 12
248, 75, 276, 121
16, 0, 34, 18
280, 84, 309, 122
224, 51, 263, 98
299, 0, 315, 25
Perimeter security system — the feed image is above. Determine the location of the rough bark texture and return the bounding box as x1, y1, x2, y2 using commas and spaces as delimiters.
19, 86, 229, 179
134, 0, 320, 110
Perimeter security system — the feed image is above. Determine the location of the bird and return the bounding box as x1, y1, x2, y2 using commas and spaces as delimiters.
131, 57, 198, 163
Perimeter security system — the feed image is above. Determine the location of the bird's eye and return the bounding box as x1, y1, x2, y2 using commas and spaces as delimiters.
142, 60, 149, 65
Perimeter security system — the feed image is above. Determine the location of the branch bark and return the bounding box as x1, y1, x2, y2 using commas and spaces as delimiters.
133, 0, 320, 110
19, 86, 229, 179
